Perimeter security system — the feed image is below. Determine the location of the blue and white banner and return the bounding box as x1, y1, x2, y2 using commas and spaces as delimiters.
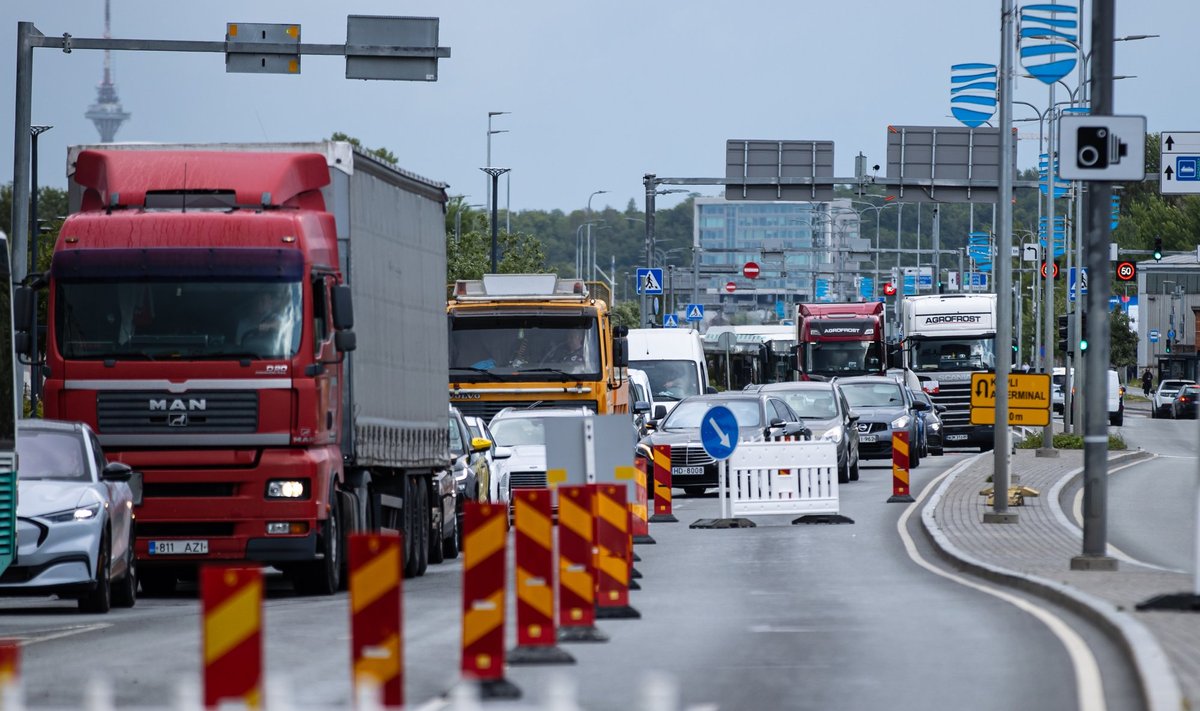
1018, 3, 1079, 85
950, 63, 998, 128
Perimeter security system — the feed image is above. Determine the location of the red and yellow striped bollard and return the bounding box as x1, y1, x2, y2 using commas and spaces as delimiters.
630, 459, 655, 544
201, 566, 263, 709
461, 502, 521, 699
556, 485, 608, 643
887, 430, 915, 503
509, 489, 575, 665
349, 533, 404, 707
649, 444, 677, 523
594, 484, 640, 619
0, 640, 19, 697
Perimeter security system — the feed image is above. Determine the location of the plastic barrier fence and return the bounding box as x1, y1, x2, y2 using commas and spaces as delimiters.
723, 441, 841, 518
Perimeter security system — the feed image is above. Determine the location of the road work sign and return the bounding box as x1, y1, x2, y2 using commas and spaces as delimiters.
969, 372, 1051, 426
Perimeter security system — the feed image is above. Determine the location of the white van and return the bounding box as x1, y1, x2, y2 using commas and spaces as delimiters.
1051, 367, 1123, 426
626, 328, 710, 419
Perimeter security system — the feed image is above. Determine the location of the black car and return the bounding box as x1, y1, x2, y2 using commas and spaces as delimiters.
1171, 385, 1200, 419
635, 392, 810, 497
755, 381, 861, 483
910, 388, 946, 456
836, 376, 928, 466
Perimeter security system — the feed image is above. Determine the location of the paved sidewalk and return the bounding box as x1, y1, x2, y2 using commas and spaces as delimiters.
922, 447, 1194, 711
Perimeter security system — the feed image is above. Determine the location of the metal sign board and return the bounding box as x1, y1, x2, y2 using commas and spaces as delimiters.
1149, 329, 1160, 343
1068, 267, 1088, 302
685, 304, 705, 322
725, 139, 835, 202
700, 405, 739, 461
543, 415, 636, 497
663, 313, 680, 328
636, 268, 664, 295
969, 372, 1051, 427
1022, 244, 1040, 262
885, 125, 1015, 203
1057, 115, 1147, 181
226, 23, 301, 75
1158, 131, 1200, 194
345, 15, 442, 81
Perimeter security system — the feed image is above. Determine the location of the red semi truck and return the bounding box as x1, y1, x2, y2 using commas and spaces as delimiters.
18, 142, 454, 592
795, 302, 887, 380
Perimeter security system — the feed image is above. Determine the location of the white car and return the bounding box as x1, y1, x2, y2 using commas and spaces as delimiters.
487, 407, 593, 497
1152, 379, 1196, 418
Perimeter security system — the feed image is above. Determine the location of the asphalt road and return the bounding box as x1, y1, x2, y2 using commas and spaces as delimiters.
1, 450, 1140, 710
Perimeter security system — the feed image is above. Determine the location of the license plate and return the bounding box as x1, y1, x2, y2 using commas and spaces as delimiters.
860, 435, 878, 443
946, 434, 968, 442
672, 466, 704, 477
149, 540, 209, 555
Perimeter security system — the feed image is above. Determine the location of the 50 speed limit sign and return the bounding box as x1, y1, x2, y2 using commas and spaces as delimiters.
1115, 261, 1136, 281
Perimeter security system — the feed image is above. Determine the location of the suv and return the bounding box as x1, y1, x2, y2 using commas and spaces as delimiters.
1152, 379, 1195, 418
836, 376, 929, 466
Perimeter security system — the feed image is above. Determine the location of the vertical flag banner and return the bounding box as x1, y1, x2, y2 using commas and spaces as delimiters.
950, 63, 998, 128
1018, 3, 1079, 84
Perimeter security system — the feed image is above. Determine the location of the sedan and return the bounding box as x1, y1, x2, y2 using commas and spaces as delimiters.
754, 381, 860, 483
1171, 385, 1200, 419
1152, 379, 1195, 418
636, 392, 810, 497
836, 376, 928, 467
0, 419, 137, 613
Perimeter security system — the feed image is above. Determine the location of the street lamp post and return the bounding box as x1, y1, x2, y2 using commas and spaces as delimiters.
485, 111, 509, 218
481, 168, 510, 273
27, 124, 51, 413
585, 190, 608, 284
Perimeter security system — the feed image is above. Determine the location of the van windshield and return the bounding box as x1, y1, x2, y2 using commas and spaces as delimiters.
629, 360, 700, 401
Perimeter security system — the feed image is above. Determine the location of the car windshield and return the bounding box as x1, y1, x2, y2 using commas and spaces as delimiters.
628, 360, 701, 401
804, 341, 882, 377
57, 280, 304, 360
489, 417, 549, 447
775, 391, 839, 419
661, 399, 762, 429
17, 430, 91, 481
839, 382, 905, 408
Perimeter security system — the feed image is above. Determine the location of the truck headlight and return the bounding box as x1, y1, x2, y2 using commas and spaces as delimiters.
819, 427, 843, 443
890, 415, 910, 429
266, 480, 308, 499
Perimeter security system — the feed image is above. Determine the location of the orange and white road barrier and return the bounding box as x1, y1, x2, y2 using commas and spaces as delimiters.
556, 485, 608, 643
201, 566, 263, 709
0, 640, 19, 699
509, 489, 575, 665
461, 502, 520, 700
594, 484, 640, 619
649, 444, 677, 523
887, 431, 915, 503
630, 458, 655, 544
349, 533, 404, 707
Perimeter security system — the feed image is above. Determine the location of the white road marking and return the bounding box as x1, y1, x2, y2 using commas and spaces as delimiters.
898, 471, 1107, 711
10, 623, 112, 646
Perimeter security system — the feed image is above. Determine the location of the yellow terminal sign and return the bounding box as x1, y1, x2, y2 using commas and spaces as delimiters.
969, 372, 1051, 427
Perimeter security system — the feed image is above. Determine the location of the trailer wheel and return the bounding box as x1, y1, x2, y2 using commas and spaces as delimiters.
403, 477, 429, 578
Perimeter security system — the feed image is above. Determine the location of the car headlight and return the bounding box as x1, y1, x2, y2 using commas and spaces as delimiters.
929, 421, 941, 431
266, 480, 308, 499
819, 427, 843, 443
43, 503, 102, 523
890, 415, 910, 429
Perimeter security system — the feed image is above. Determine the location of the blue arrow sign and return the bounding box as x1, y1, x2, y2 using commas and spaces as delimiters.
1168, 329, 1176, 340
701, 405, 739, 461
663, 313, 680, 328
636, 267, 664, 295
685, 303, 705, 322
1177, 156, 1200, 181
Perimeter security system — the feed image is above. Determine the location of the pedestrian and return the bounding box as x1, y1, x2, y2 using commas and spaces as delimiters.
1141, 367, 1153, 397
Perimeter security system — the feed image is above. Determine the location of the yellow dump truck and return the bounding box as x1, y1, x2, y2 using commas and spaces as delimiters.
447, 274, 630, 418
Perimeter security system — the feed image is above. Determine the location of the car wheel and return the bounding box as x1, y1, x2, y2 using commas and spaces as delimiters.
909, 437, 921, 468
111, 530, 137, 608
1151, 406, 1158, 419
79, 534, 113, 614
292, 489, 343, 595
932, 446, 944, 456
402, 477, 429, 579
838, 454, 850, 484
849, 457, 860, 482
428, 499, 446, 566
683, 486, 707, 497
442, 498, 460, 560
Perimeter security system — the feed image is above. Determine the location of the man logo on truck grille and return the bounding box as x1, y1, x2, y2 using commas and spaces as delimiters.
149, 398, 207, 411
168, 413, 189, 427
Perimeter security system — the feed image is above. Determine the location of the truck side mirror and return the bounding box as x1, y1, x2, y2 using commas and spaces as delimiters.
335, 330, 357, 352
613, 336, 629, 368
13, 286, 34, 334
331, 285, 354, 330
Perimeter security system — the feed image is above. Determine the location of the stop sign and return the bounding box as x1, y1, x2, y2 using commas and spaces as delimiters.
742, 261, 760, 279
725, 281, 737, 294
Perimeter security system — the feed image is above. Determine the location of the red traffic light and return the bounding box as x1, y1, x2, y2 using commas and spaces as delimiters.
883, 282, 897, 296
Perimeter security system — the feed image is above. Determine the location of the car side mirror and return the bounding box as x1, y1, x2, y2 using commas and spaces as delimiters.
769, 417, 786, 427
705, 386, 718, 394
644, 420, 658, 432
935, 404, 948, 413
633, 400, 651, 415
846, 410, 860, 422
102, 461, 134, 482
653, 404, 668, 420
470, 437, 493, 453
493, 446, 514, 460
911, 400, 930, 412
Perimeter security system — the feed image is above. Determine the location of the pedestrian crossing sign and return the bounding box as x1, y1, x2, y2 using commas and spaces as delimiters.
663, 313, 680, 328
636, 267, 664, 295
685, 303, 705, 322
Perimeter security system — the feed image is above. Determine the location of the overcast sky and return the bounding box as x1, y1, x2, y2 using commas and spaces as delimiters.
1, 2, 1195, 213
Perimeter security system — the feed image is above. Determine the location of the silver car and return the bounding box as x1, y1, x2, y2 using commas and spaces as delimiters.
0, 420, 138, 612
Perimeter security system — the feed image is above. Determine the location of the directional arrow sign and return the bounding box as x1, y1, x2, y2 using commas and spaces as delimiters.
1160, 131, 1200, 195
969, 372, 1051, 427
700, 405, 739, 461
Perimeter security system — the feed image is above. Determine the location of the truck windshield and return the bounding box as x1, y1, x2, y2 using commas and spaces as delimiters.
805, 341, 881, 376
908, 337, 996, 372
628, 360, 700, 401
57, 281, 303, 360
448, 316, 600, 378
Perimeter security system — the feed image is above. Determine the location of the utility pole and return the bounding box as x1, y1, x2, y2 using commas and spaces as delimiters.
1038, 82, 1059, 457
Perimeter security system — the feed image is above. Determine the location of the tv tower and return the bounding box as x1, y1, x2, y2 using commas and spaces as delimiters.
84, 0, 130, 142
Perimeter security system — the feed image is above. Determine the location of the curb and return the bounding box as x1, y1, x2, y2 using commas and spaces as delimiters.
919, 451, 1184, 711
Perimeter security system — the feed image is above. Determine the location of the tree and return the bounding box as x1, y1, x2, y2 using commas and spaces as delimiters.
330, 132, 398, 166
609, 301, 641, 330
445, 224, 547, 282
1109, 309, 1137, 370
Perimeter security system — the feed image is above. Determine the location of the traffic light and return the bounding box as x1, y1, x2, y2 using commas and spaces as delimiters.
1057, 313, 1070, 355
1078, 310, 1089, 353
1166, 337, 1172, 354
1154, 236, 1163, 261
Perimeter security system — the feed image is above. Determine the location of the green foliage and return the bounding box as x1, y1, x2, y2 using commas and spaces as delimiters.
609, 301, 641, 330
1016, 432, 1126, 450
330, 132, 398, 166
445, 196, 547, 281
1109, 310, 1137, 368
